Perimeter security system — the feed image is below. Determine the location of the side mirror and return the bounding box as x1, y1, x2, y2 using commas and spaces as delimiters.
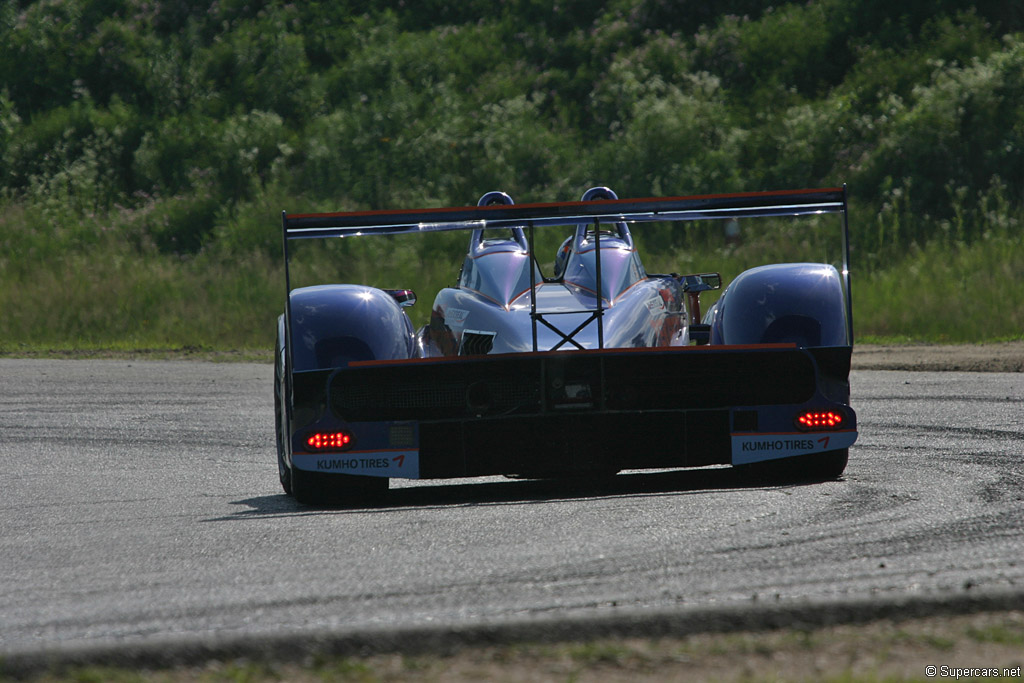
679, 272, 722, 292
384, 289, 417, 307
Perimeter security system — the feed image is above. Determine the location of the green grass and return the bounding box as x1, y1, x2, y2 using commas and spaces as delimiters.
854, 236, 1024, 343
0, 246, 279, 352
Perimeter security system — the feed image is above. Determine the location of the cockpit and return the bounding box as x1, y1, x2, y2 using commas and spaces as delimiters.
456, 191, 542, 307
457, 187, 647, 307
553, 187, 647, 303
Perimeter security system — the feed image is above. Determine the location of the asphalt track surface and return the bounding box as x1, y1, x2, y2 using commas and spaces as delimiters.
2, 359, 1023, 670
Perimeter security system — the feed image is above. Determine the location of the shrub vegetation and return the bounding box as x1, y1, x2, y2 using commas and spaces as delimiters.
1, 0, 1022, 351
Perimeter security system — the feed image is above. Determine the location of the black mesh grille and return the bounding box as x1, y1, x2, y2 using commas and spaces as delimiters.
341, 381, 467, 412
329, 347, 817, 422
332, 358, 542, 421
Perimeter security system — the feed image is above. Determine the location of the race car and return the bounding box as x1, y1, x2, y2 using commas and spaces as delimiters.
275, 186, 858, 504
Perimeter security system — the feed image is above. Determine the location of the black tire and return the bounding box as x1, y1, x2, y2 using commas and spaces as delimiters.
738, 449, 848, 485
291, 468, 388, 507
274, 337, 292, 495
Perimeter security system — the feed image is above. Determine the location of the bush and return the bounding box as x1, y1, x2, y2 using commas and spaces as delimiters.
2, 0, 1024, 349
856, 34, 1024, 246
594, 71, 745, 198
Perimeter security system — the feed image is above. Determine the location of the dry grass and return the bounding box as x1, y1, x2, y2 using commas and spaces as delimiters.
9, 611, 1024, 682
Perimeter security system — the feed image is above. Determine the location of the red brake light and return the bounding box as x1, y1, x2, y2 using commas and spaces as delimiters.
305, 431, 354, 451
795, 410, 845, 431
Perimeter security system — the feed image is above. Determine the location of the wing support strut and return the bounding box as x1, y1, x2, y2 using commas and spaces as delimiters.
527, 221, 606, 353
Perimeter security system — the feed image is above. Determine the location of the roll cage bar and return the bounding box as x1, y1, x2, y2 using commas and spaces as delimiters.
282, 186, 852, 361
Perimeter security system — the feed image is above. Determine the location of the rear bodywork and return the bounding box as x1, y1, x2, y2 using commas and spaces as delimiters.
276, 187, 858, 502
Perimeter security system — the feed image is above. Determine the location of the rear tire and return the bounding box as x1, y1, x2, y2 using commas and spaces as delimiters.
274, 337, 293, 495
738, 449, 848, 485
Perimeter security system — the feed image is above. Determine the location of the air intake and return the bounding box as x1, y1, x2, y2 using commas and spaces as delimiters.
460, 331, 495, 356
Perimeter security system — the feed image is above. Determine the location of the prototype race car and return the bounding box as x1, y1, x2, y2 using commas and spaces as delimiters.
275, 187, 858, 504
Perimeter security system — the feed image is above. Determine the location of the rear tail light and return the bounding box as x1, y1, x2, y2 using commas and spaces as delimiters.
305, 431, 354, 451
795, 410, 845, 431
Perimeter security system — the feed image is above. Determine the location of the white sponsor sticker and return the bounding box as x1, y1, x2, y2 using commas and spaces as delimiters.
445, 307, 470, 328
645, 296, 665, 312
293, 450, 420, 478
731, 431, 857, 465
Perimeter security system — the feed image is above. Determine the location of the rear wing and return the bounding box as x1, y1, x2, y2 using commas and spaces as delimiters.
283, 187, 848, 239
281, 186, 853, 349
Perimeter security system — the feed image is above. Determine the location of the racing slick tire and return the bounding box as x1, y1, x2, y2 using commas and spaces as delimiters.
274, 335, 292, 496
737, 449, 848, 485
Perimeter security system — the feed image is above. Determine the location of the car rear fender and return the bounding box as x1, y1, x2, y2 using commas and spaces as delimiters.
283, 284, 417, 458
706, 263, 849, 349
288, 284, 416, 372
